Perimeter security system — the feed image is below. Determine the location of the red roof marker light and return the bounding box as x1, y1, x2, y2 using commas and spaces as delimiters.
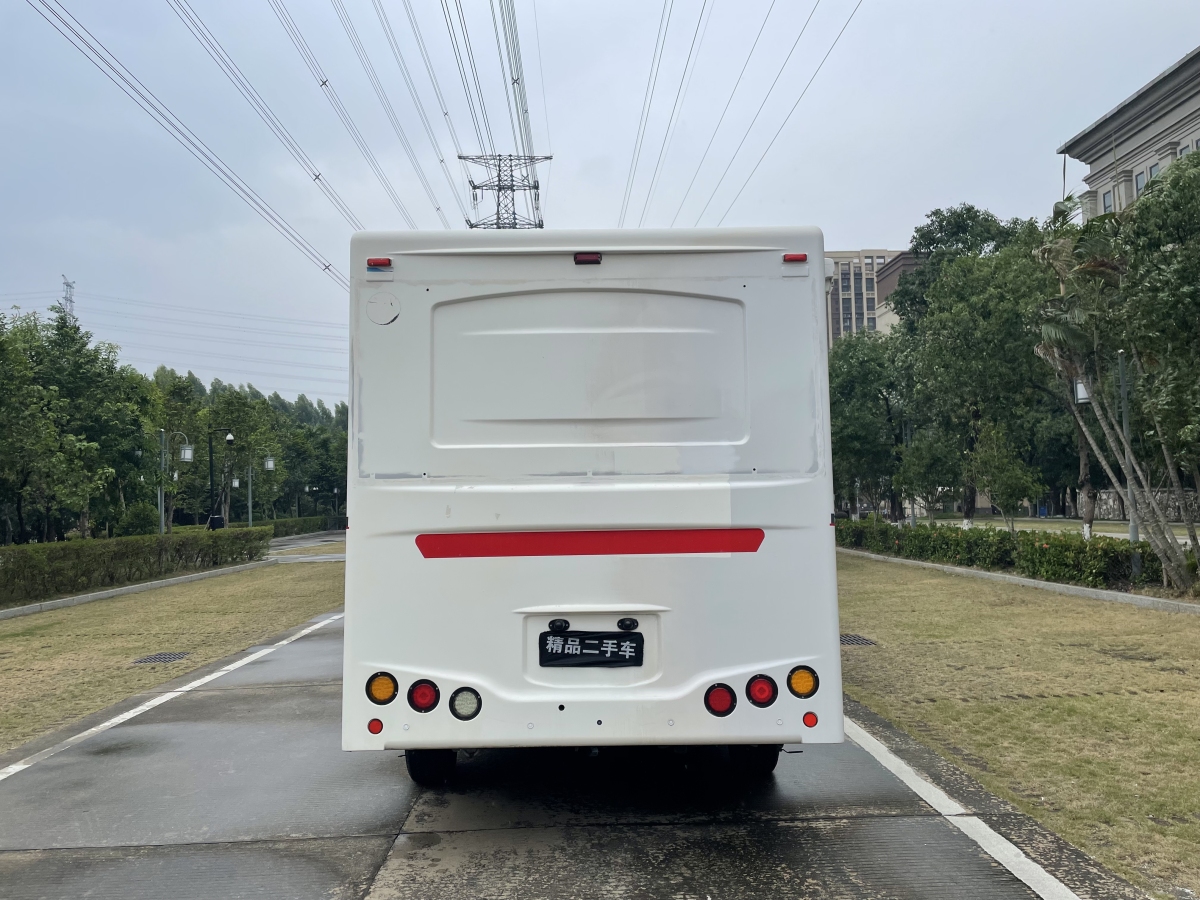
367, 257, 392, 268
574, 252, 602, 265
782, 253, 808, 263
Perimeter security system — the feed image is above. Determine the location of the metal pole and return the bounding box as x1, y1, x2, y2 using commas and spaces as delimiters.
248, 465, 253, 528
158, 429, 166, 535
1118, 351, 1141, 577
208, 431, 215, 527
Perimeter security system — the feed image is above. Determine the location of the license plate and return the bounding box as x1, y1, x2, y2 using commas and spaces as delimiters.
539, 631, 644, 667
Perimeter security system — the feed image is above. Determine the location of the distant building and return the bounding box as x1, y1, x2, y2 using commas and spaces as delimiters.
1059, 46, 1200, 222
825, 249, 907, 345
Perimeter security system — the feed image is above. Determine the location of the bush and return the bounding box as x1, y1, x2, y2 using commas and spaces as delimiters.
0, 527, 273, 610
171, 515, 346, 537
835, 517, 1161, 590
115, 502, 160, 537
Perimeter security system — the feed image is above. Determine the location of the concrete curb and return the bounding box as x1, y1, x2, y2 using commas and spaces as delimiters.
0, 559, 279, 623
837, 547, 1200, 615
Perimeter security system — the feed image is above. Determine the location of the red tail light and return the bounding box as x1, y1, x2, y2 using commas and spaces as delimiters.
408, 679, 440, 712
704, 683, 736, 717
746, 675, 777, 707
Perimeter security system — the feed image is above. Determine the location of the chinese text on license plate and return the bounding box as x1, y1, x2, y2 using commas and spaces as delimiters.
539, 631, 644, 667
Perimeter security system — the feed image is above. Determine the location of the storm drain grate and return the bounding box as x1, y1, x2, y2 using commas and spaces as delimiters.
133, 652, 190, 664
840, 634, 876, 646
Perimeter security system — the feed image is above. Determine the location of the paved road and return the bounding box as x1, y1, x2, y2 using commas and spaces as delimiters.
0, 614, 1108, 899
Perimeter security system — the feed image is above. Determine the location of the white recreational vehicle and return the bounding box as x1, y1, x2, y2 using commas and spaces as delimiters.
342, 227, 842, 785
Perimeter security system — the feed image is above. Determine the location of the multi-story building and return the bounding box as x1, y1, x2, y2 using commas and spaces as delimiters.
825, 248, 906, 345
1059, 45, 1200, 222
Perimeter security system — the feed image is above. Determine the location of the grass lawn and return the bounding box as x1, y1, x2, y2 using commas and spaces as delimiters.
838, 552, 1200, 899
274, 540, 346, 556
0, 562, 344, 756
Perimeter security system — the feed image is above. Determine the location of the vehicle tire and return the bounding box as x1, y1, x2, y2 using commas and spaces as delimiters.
405, 749, 457, 787
729, 744, 782, 777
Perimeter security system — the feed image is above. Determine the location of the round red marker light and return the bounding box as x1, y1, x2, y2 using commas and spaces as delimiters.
704, 683, 736, 717
367, 718, 383, 734
746, 675, 777, 707
803, 711, 818, 728
408, 679, 440, 713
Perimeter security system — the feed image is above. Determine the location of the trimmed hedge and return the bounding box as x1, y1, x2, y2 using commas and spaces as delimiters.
173, 516, 347, 538
835, 517, 1163, 590
0, 527, 273, 610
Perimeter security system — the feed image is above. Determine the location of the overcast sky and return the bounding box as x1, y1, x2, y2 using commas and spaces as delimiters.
2, 0, 1198, 404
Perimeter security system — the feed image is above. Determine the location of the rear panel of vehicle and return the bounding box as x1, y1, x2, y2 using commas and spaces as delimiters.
342, 227, 841, 750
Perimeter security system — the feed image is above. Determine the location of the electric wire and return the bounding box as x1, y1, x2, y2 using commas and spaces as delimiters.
329, 0, 450, 229
119, 357, 348, 388
73, 291, 345, 330
716, 0, 863, 224
491, 0, 542, 219
669, 0, 777, 226
64, 308, 347, 345
531, 0, 553, 218
692, 0, 822, 226
23, 0, 348, 292
636, 0, 714, 227
369, 0, 470, 222
618, 0, 674, 227
439, 0, 492, 156
488, 0, 524, 157
398, 0, 472, 202
451, 0, 498, 155
267, 0, 419, 229
164, 0, 363, 230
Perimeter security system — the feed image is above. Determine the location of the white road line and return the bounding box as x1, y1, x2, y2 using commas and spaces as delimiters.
0, 614, 343, 784
845, 718, 1082, 900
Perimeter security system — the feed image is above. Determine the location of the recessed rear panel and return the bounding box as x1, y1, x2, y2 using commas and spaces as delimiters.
431, 290, 746, 447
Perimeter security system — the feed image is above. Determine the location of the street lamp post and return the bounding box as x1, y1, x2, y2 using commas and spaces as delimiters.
159, 431, 192, 534
208, 428, 234, 529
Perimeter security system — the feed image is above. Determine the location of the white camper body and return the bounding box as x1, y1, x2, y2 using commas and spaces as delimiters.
342, 227, 842, 756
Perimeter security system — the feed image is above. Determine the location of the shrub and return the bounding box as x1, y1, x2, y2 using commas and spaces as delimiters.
115, 502, 160, 537
835, 518, 1160, 590
170, 515, 345, 537
0, 527, 273, 610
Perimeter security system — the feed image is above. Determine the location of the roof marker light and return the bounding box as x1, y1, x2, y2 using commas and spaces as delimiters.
367, 257, 392, 267
574, 252, 602, 265
783, 253, 808, 263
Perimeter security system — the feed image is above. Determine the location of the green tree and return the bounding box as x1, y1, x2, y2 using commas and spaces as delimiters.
969, 422, 1045, 533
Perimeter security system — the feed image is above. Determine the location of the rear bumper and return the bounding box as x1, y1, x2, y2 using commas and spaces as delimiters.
342, 658, 844, 750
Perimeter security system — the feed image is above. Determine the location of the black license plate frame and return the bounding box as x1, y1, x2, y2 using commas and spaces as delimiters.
538, 630, 644, 667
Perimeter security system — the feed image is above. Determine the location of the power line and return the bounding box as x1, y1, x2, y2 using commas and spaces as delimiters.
329, 0, 451, 229
716, 0, 863, 224
492, 0, 543, 219
69, 308, 347, 345
74, 291, 345, 330
164, 0, 363, 231
267, 0, 419, 229
398, 0, 471, 171
488, 0, 524, 157
637, 0, 714, 227
438, 0, 492, 159
530, 0, 553, 218
669, 0, 777, 226
692, 0, 823, 226
451, 0, 499, 157
24, 0, 349, 291
618, 0, 674, 227
101, 340, 348, 371
120, 356, 349, 388
369, 0, 470, 223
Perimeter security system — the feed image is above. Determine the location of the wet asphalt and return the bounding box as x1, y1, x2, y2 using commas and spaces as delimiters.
0, 560, 1129, 900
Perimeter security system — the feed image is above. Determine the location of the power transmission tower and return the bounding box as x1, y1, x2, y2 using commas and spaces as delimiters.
460, 154, 550, 228
61, 275, 76, 316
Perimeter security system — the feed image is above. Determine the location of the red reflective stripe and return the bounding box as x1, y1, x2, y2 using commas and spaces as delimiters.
415, 528, 764, 558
